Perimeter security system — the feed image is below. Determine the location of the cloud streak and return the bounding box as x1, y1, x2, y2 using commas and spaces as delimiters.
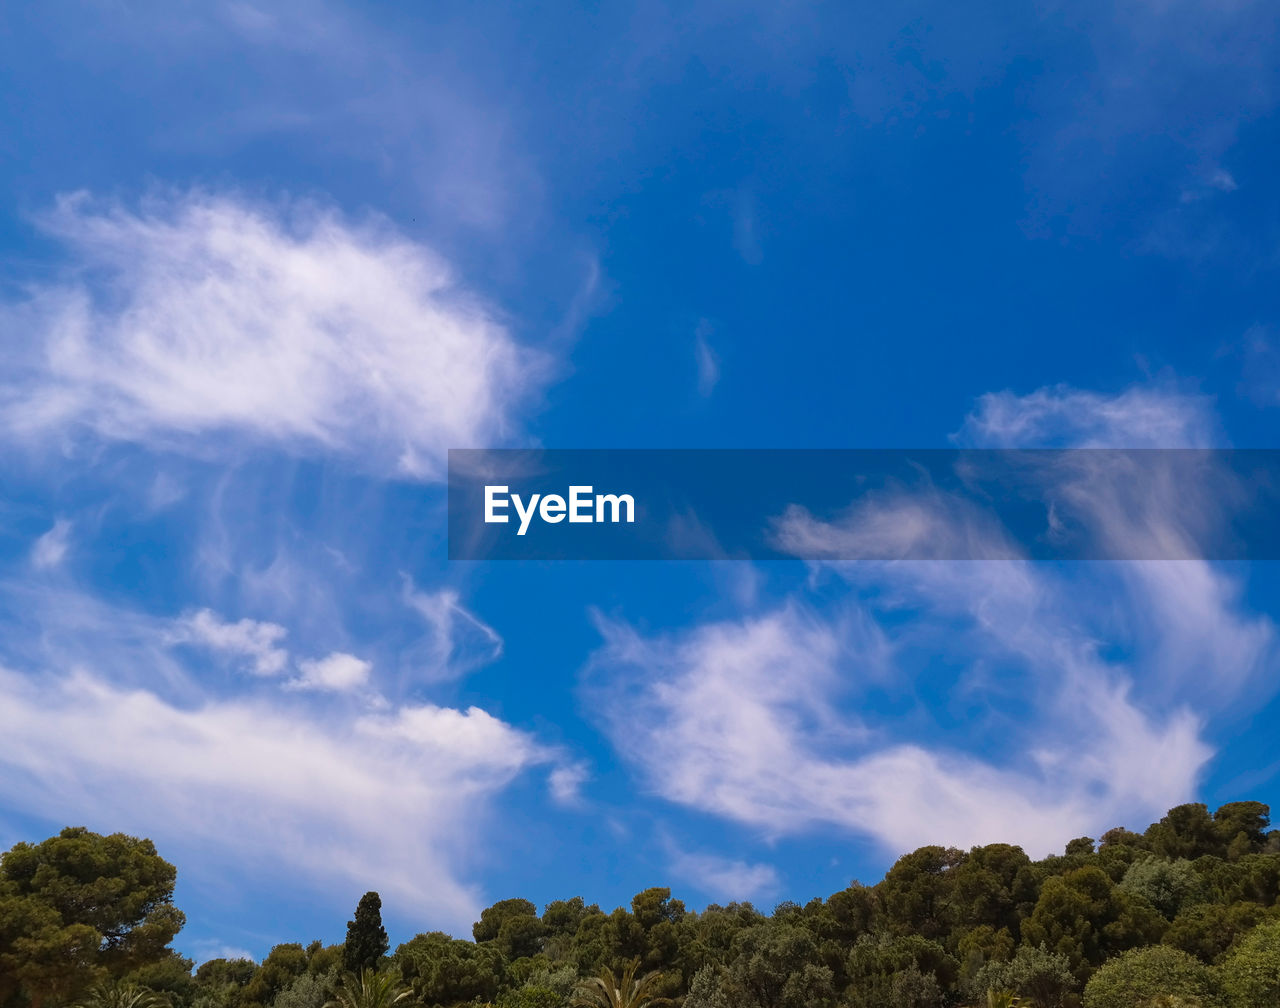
0, 581, 567, 936
587, 383, 1271, 858
0, 662, 547, 932
3, 190, 548, 479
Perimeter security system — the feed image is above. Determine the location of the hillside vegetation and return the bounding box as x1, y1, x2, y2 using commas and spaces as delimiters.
4, 801, 1280, 1008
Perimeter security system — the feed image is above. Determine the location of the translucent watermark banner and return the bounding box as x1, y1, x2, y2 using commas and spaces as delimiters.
447, 449, 1280, 561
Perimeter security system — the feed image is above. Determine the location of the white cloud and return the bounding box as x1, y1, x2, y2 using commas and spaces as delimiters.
547, 762, 590, 806
2, 190, 548, 479
0, 662, 549, 933
589, 384, 1269, 858
1181, 167, 1239, 203
1208, 168, 1238, 193
953, 383, 1221, 448
402, 582, 504, 682
666, 842, 780, 903
953, 384, 1271, 704
176, 608, 289, 677
289, 651, 372, 693
30, 519, 73, 570
0, 578, 590, 935
358, 703, 545, 779
587, 601, 1208, 858
190, 940, 256, 967
694, 322, 720, 398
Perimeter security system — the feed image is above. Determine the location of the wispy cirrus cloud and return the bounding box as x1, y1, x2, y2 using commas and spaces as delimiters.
952, 382, 1222, 448
665, 839, 780, 903
694, 321, 720, 398
587, 383, 1272, 858
2, 190, 548, 480
402, 581, 505, 683
588, 599, 1208, 857
30, 519, 73, 571
0, 578, 563, 934
0, 662, 547, 933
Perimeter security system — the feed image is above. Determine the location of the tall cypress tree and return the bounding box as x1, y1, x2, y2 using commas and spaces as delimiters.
342, 891, 389, 974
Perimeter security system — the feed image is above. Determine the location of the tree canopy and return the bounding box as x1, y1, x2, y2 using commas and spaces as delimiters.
4, 802, 1280, 1008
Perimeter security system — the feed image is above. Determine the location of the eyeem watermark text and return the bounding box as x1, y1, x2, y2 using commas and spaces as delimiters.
484, 485, 636, 536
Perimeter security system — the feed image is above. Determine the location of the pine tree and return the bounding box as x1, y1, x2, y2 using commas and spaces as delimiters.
342, 892, 389, 975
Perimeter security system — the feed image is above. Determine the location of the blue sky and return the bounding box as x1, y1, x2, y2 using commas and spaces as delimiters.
1, 0, 1279, 967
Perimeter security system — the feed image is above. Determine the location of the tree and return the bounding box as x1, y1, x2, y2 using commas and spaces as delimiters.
1020, 866, 1164, 981
947, 844, 1037, 940
715, 921, 837, 1008
323, 970, 412, 1008
968, 944, 1074, 1008
571, 959, 672, 1008
496, 911, 548, 962
0, 891, 103, 1008
123, 951, 197, 1008
1163, 902, 1271, 964
1118, 858, 1209, 919
1145, 806, 1221, 862
475, 899, 540, 943
877, 847, 963, 941
343, 893, 390, 975
1217, 917, 1280, 1007
241, 943, 308, 1007
395, 931, 504, 1005
886, 965, 942, 1008
0, 827, 184, 1006
497, 964, 579, 1008
845, 933, 952, 1008
683, 965, 729, 1008
274, 972, 334, 1008
1212, 802, 1270, 858
73, 981, 172, 1008
1081, 946, 1220, 1008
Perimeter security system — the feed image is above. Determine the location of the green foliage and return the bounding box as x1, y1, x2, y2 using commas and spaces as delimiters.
241, 943, 308, 1007
720, 922, 835, 1008
497, 964, 578, 1008
1163, 901, 1272, 963
323, 969, 412, 1008
395, 930, 505, 1005
195, 960, 256, 987
968, 944, 1074, 1008
1020, 865, 1164, 981
7, 802, 1280, 1008
879, 847, 963, 941
1081, 946, 1220, 1008
343, 894, 389, 976
947, 845, 1037, 944
1145, 805, 1223, 862
476, 900, 540, 943
123, 951, 196, 1008
1119, 858, 1210, 919
0, 826, 184, 1006
1217, 917, 1280, 1007
681, 966, 728, 1008
72, 980, 172, 1008
884, 965, 942, 1008
274, 971, 335, 1008
497, 913, 549, 963
845, 933, 952, 1008
1212, 802, 1271, 859
570, 960, 670, 1008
